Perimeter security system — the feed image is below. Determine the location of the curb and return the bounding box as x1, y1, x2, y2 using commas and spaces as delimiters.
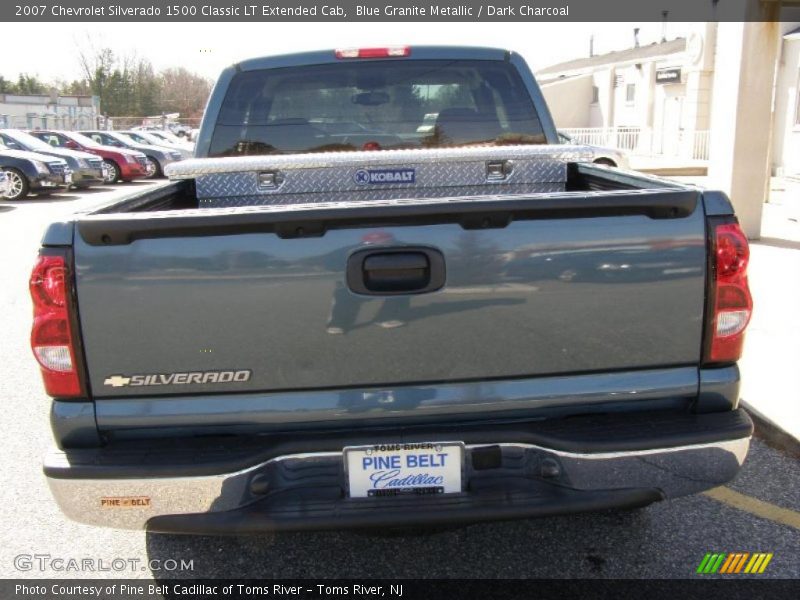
742, 401, 800, 459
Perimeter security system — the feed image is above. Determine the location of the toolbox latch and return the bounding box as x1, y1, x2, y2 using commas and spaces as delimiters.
486, 160, 513, 181
257, 170, 284, 189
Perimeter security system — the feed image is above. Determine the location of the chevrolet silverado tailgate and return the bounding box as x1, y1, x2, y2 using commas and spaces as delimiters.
73, 187, 707, 398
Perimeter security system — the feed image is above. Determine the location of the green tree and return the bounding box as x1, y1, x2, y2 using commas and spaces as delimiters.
0, 76, 15, 94
158, 67, 212, 118
14, 73, 47, 94
2, 42, 211, 118
132, 59, 161, 116
78, 45, 116, 112
60, 79, 92, 96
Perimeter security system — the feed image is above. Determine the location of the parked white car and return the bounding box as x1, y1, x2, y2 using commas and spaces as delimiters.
121, 131, 193, 160
130, 128, 194, 153
0, 170, 10, 198
142, 130, 195, 153
558, 131, 630, 169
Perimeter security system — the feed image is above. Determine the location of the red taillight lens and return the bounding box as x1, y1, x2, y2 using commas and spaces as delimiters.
335, 47, 411, 59
706, 222, 752, 363
30, 257, 66, 308
716, 224, 749, 278
30, 254, 82, 397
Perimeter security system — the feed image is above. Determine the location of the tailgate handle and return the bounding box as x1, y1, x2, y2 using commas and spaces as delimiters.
347, 247, 446, 295
364, 252, 429, 293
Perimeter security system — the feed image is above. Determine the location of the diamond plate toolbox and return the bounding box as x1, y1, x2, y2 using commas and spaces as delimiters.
165, 145, 592, 208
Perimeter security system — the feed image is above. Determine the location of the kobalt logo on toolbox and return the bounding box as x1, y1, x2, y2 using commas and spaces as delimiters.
354, 168, 416, 185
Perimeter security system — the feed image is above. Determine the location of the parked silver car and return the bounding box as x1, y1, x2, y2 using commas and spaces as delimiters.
558, 131, 630, 169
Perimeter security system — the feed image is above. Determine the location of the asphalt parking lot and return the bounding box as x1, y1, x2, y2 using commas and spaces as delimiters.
0, 183, 798, 579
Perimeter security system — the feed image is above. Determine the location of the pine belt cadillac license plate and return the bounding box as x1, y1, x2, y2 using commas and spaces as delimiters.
344, 442, 464, 498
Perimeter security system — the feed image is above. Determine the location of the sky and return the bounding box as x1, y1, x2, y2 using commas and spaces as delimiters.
3, 21, 695, 83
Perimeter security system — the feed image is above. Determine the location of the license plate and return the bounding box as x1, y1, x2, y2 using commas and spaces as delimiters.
64, 173, 73, 184
344, 442, 463, 498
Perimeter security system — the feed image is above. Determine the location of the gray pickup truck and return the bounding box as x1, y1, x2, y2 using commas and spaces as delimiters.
36, 46, 754, 534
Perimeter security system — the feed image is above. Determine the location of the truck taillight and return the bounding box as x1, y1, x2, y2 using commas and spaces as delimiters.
335, 47, 411, 59
30, 253, 83, 397
704, 221, 753, 364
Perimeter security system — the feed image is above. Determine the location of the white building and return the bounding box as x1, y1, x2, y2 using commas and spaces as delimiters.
537, 25, 716, 162
771, 24, 800, 177
537, 15, 800, 239
0, 93, 100, 130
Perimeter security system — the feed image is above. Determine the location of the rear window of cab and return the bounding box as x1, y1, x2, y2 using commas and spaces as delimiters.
209, 59, 546, 157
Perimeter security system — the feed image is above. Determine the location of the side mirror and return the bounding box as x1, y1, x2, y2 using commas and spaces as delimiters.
65, 140, 79, 150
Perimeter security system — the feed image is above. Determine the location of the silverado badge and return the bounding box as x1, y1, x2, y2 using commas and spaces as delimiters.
103, 370, 252, 387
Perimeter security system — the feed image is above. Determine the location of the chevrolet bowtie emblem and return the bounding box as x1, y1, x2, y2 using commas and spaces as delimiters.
103, 375, 132, 387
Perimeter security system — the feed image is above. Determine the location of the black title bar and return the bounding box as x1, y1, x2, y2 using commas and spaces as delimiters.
5, 579, 800, 600
2, 0, 795, 22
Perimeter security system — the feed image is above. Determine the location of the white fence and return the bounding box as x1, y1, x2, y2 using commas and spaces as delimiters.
561, 127, 710, 161
0, 113, 100, 131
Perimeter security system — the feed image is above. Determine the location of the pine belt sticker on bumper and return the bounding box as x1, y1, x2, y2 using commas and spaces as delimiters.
100, 497, 151, 509
103, 369, 252, 388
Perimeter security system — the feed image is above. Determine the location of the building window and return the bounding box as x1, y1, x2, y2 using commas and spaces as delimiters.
591, 85, 599, 104
626, 84, 636, 103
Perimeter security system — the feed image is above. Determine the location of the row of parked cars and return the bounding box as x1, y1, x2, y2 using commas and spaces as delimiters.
0, 128, 193, 200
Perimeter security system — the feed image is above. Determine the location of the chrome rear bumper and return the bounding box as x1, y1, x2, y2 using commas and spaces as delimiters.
46, 436, 749, 531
